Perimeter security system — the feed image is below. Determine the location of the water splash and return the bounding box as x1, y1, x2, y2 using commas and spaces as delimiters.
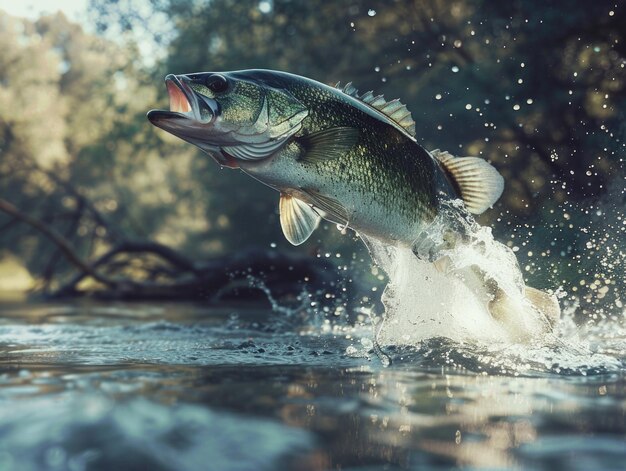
390, 302, 625, 375
342, 195, 626, 374
242, 201, 623, 374
361, 200, 558, 347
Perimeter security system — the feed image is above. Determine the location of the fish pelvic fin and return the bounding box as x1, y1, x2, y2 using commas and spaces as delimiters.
279, 193, 321, 245
301, 189, 349, 226
431, 149, 504, 215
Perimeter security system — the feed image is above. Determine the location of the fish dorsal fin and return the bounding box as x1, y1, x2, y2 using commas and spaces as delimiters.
279, 193, 321, 245
335, 82, 416, 136
431, 149, 504, 215
335, 81, 359, 98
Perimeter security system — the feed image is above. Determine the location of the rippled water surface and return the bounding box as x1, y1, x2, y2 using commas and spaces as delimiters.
0, 301, 624, 471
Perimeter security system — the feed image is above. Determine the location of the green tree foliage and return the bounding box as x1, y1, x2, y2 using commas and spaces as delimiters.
0, 11, 257, 291
91, 0, 626, 302
92, 0, 625, 209
1, 1, 624, 303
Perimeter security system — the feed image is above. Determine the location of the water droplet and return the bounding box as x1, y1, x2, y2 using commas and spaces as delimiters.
451, 66, 459, 73
435, 93, 442, 100
258, 0, 272, 14
45, 447, 66, 468
367, 9, 376, 16
465, 104, 472, 110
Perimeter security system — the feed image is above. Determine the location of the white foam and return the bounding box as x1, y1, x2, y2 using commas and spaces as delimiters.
363, 201, 557, 346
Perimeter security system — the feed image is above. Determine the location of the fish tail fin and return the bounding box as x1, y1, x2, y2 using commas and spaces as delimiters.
435, 260, 561, 334
488, 284, 561, 333
524, 285, 561, 328
430, 149, 504, 215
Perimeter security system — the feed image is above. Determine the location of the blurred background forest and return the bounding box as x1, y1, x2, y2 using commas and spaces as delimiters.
0, 0, 624, 313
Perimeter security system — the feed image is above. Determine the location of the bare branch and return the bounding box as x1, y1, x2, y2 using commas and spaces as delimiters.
0, 198, 118, 289
55, 239, 199, 294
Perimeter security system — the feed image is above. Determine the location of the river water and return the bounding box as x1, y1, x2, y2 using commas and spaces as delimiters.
0, 299, 623, 471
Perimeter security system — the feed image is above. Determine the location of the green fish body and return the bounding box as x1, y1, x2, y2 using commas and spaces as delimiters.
148, 70, 503, 249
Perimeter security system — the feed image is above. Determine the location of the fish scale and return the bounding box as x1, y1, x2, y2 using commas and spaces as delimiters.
286, 82, 439, 226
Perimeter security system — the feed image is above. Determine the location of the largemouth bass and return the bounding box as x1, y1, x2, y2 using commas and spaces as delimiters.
147, 69, 559, 331
148, 70, 502, 245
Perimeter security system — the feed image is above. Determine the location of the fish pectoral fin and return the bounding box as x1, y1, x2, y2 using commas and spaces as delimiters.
431, 149, 504, 215
279, 193, 321, 246
300, 189, 349, 226
297, 127, 359, 164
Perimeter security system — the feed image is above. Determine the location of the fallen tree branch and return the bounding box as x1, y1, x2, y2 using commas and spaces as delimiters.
41, 198, 85, 288
54, 239, 199, 296
27, 161, 126, 242
0, 199, 344, 305
0, 198, 118, 289
52, 244, 337, 301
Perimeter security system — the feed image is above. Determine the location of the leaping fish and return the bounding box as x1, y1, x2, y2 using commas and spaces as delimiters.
147, 69, 560, 329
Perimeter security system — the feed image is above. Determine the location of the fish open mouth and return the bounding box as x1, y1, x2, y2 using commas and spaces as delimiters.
147, 74, 240, 168
167, 78, 193, 115
147, 74, 203, 124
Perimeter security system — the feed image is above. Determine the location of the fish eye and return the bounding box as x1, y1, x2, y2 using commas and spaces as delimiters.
205, 74, 228, 93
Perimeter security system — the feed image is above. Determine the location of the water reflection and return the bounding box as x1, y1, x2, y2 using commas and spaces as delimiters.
0, 302, 624, 470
